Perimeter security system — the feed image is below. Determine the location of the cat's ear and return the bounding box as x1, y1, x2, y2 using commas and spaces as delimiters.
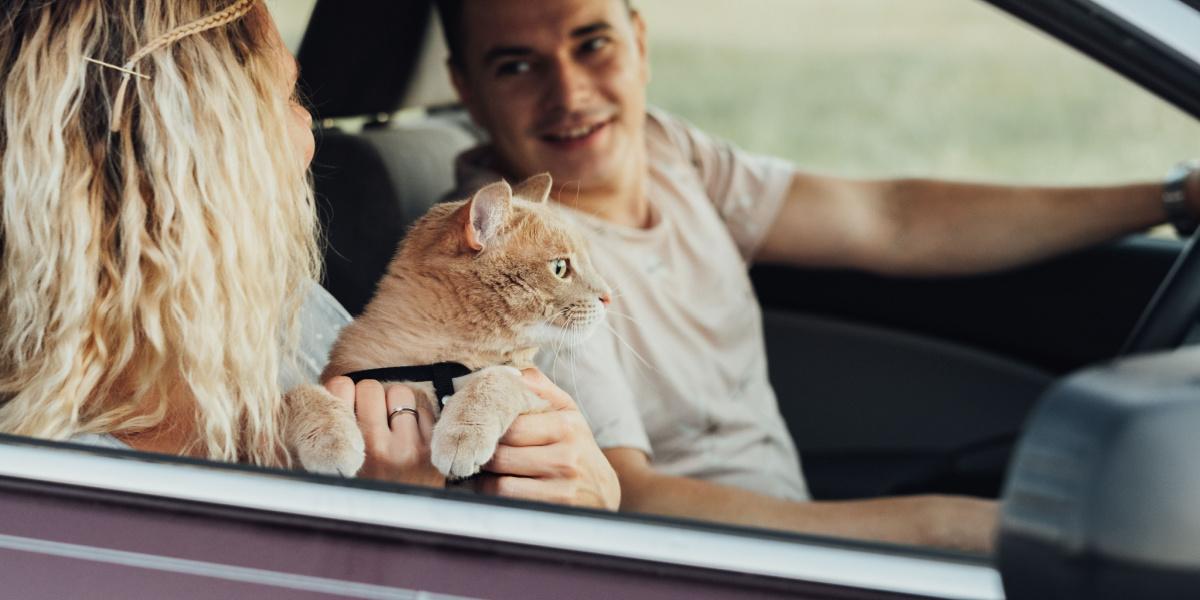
461, 180, 513, 252
512, 172, 553, 204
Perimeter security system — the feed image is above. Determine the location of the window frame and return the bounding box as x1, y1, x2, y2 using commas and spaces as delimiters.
985, 0, 1200, 118
0, 436, 1003, 599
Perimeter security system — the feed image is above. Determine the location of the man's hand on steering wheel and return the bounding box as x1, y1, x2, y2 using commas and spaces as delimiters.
1186, 167, 1200, 217
1123, 161, 1200, 355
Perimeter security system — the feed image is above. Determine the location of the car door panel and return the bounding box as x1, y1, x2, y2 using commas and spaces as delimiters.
763, 310, 1049, 500
0, 440, 1000, 600
753, 236, 1180, 499
752, 236, 1180, 374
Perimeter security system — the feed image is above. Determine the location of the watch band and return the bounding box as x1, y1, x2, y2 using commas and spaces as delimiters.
1163, 160, 1200, 237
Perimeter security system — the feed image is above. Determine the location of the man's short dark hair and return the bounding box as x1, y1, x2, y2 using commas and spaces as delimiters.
434, 0, 634, 68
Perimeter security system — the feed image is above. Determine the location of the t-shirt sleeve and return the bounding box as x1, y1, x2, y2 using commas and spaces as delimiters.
650, 109, 795, 262
534, 326, 653, 457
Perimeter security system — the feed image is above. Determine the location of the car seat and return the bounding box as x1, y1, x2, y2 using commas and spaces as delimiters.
296, 0, 482, 315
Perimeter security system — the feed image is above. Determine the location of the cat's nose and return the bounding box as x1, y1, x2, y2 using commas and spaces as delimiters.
599, 292, 612, 306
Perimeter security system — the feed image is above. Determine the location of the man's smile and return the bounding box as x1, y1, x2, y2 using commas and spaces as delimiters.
538, 116, 616, 148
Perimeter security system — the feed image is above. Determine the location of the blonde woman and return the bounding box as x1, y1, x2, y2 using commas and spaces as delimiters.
0, 0, 617, 508
0, 0, 324, 462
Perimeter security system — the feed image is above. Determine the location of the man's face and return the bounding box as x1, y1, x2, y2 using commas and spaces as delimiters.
451, 0, 649, 190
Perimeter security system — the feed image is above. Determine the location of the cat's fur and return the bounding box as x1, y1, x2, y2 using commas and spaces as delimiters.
284, 174, 611, 478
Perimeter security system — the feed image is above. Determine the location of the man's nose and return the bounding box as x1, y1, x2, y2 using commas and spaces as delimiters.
544, 57, 591, 111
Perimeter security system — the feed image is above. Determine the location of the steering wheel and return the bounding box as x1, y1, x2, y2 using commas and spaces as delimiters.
1121, 230, 1200, 354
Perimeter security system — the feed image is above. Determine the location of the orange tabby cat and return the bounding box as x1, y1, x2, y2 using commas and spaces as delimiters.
285, 174, 611, 478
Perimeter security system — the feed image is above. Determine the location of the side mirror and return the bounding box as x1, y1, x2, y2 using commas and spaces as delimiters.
998, 347, 1200, 599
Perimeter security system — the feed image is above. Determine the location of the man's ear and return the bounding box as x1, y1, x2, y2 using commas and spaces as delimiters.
459, 180, 513, 252
512, 173, 553, 203
448, 60, 470, 104
448, 62, 487, 128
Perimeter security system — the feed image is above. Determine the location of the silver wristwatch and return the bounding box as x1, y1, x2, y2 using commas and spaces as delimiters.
1163, 160, 1200, 236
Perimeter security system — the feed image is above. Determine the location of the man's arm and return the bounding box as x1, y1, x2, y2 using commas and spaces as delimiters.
756, 171, 1200, 276
605, 448, 997, 552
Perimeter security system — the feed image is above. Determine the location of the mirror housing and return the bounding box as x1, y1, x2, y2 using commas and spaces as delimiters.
998, 347, 1200, 599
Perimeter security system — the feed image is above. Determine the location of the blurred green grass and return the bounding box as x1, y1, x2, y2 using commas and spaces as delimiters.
642, 0, 1200, 184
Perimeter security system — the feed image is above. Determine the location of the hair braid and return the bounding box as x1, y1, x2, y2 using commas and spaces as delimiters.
109, 0, 258, 131
125, 0, 257, 66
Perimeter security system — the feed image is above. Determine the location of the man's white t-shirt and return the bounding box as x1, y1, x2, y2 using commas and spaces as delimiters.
454, 109, 810, 501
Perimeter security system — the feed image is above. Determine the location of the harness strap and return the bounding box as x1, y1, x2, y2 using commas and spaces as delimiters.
344, 362, 473, 402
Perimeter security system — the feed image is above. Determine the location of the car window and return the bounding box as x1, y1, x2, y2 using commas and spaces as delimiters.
642, 0, 1200, 190
266, 0, 317, 54
249, 0, 1191, 559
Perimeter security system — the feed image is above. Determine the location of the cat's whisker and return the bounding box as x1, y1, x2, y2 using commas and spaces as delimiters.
605, 308, 641, 325
551, 325, 567, 378
549, 311, 573, 380
568, 180, 582, 205
603, 322, 656, 373
542, 305, 572, 330
561, 179, 609, 221
606, 284, 629, 301
569, 343, 583, 409
549, 333, 560, 377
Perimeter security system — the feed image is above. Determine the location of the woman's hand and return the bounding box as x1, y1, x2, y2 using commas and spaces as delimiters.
324, 376, 445, 488
477, 369, 621, 511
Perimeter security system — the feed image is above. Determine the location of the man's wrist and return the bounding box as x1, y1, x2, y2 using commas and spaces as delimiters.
1163, 160, 1200, 236
1188, 168, 1200, 217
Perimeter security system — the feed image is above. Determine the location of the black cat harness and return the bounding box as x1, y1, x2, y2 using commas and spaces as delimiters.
344, 362, 474, 404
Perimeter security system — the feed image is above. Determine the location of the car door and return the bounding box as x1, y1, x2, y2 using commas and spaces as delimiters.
0, 436, 1002, 600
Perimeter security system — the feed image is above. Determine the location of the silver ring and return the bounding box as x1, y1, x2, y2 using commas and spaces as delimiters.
387, 406, 419, 426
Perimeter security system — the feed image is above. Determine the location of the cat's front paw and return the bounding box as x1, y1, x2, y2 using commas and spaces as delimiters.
286, 384, 366, 477
296, 422, 366, 477
430, 416, 502, 479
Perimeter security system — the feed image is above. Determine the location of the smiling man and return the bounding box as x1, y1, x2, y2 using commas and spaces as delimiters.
441, 0, 652, 227
436, 0, 1200, 552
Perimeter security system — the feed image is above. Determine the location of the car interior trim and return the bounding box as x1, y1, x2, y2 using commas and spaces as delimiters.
0, 440, 1005, 600
0, 532, 476, 600
986, 0, 1200, 118
1088, 0, 1200, 64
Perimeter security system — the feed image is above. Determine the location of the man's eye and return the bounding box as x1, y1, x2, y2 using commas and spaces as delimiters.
579, 37, 610, 54
549, 258, 571, 279
495, 60, 532, 77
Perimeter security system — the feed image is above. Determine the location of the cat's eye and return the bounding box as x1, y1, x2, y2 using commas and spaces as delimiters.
549, 258, 571, 279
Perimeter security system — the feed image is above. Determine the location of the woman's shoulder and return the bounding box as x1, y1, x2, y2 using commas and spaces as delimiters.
282, 283, 353, 389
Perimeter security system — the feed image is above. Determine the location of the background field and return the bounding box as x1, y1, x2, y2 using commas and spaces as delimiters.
640, 0, 1200, 185
270, 0, 1200, 186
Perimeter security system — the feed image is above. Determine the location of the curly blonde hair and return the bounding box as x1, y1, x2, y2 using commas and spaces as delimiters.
0, 0, 320, 465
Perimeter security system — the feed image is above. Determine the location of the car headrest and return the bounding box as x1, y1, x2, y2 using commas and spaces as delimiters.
312, 112, 481, 315
296, 0, 432, 120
